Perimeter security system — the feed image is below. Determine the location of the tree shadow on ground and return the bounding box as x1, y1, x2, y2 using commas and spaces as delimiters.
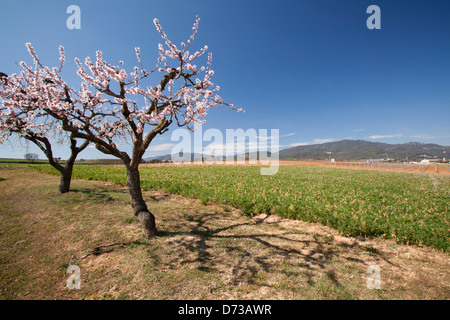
69, 186, 170, 204
69, 187, 119, 203
154, 211, 382, 287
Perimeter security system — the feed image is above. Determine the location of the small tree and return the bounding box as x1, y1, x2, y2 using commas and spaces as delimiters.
24, 152, 39, 161
0, 51, 89, 193
5, 17, 241, 238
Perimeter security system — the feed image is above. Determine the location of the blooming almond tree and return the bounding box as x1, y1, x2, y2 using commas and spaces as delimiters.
11, 16, 241, 238
0, 50, 89, 194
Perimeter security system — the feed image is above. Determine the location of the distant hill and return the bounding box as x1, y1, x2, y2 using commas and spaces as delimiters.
145, 153, 213, 162
144, 154, 173, 162
145, 140, 450, 162
279, 140, 450, 161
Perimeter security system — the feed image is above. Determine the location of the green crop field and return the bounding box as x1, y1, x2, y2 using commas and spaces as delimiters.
32, 164, 450, 252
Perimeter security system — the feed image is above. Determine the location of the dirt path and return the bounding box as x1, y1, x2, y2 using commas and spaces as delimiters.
437, 164, 450, 175
0, 166, 449, 300
141, 160, 450, 175
278, 161, 450, 175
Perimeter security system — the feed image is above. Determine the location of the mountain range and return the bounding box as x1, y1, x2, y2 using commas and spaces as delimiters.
278, 140, 450, 161
146, 140, 450, 162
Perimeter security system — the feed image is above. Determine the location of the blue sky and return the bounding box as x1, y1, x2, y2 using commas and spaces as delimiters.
1, 0, 449, 159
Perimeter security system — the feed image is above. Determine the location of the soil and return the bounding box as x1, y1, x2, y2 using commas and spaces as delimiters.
0, 166, 449, 300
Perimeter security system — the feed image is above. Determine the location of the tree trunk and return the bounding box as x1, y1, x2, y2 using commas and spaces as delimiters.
57, 156, 76, 194
58, 168, 72, 194
25, 135, 89, 194
126, 166, 157, 238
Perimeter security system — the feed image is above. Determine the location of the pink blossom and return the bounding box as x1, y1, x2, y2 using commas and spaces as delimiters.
1, 15, 243, 156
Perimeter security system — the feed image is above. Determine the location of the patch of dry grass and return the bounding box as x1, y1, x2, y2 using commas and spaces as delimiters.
0, 166, 449, 299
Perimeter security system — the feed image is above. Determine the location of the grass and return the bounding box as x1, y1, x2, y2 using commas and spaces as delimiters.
359, 245, 379, 254
0, 166, 449, 300
0, 158, 56, 165
33, 164, 450, 252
